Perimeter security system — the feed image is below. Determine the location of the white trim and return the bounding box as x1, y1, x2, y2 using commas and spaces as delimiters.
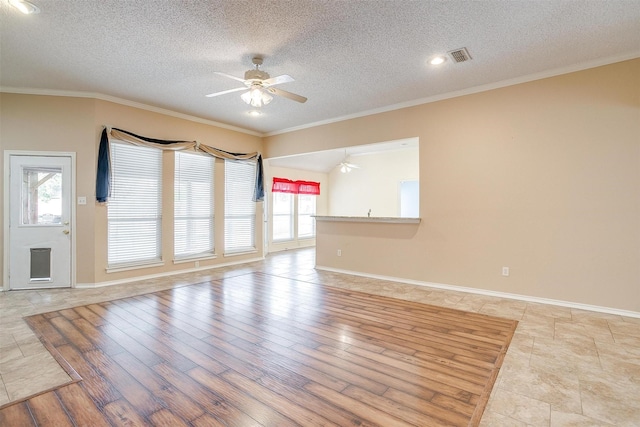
223, 249, 259, 258
265, 52, 640, 137
3, 151, 77, 291
77, 255, 264, 289
315, 265, 640, 319
106, 261, 166, 274
173, 254, 217, 265
0, 88, 261, 137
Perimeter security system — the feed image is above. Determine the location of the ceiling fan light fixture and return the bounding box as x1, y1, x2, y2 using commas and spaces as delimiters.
10, 0, 40, 14
241, 87, 272, 107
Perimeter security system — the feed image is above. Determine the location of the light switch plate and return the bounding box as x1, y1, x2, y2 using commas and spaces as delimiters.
78, 196, 87, 205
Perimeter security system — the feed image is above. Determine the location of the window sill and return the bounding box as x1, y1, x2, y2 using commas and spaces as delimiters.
106, 260, 165, 273
173, 254, 217, 265
224, 249, 258, 258
273, 238, 295, 243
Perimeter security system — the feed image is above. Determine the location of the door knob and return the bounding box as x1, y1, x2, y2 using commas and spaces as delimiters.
62, 230, 70, 235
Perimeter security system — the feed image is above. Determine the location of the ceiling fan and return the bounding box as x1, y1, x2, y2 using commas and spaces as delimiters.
338, 150, 360, 173
206, 57, 307, 107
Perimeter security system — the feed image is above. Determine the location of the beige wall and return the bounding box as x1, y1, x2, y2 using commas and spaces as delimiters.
265, 59, 640, 312
1, 94, 97, 285
1, 94, 264, 287
328, 148, 419, 217
264, 164, 328, 252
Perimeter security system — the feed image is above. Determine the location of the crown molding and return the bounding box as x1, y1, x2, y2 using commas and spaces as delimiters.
265, 52, 640, 137
0, 87, 262, 137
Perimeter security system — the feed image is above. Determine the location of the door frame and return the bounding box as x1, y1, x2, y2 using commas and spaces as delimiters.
3, 150, 77, 291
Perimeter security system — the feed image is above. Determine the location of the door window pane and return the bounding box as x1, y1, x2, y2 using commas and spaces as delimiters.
21, 167, 62, 225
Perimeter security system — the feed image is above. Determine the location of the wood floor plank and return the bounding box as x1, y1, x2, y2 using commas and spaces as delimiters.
2, 266, 516, 427
148, 409, 191, 427
27, 392, 74, 427
153, 362, 262, 427
112, 351, 205, 422
344, 385, 466, 427
304, 382, 414, 427
221, 370, 339, 426
102, 399, 149, 426
0, 401, 35, 426
83, 348, 164, 417
55, 383, 112, 427
188, 366, 297, 426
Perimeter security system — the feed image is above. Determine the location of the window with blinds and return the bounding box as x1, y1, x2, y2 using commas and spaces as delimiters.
107, 142, 162, 267
224, 160, 256, 254
272, 192, 294, 241
175, 151, 214, 259
298, 194, 316, 238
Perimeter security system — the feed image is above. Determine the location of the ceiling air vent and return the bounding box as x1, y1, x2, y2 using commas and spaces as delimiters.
448, 47, 472, 63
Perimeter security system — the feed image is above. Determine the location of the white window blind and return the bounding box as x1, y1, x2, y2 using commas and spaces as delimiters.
108, 142, 162, 267
175, 151, 214, 259
272, 192, 294, 241
298, 194, 316, 238
224, 160, 256, 253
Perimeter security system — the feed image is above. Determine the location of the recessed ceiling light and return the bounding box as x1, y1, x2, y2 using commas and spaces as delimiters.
248, 110, 262, 117
10, 0, 40, 14
429, 56, 446, 66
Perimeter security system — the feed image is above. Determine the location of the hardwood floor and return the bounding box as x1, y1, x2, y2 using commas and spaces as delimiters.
0, 271, 517, 426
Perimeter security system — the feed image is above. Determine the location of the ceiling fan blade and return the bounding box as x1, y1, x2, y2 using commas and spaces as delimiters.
266, 87, 307, 103
213, 71, 247, 83
205, 87, 247, 97
344, 162, 360, 168
262, 74, 294, 86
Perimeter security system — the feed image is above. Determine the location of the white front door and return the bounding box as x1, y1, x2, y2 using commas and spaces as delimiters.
8, 155, 73, 289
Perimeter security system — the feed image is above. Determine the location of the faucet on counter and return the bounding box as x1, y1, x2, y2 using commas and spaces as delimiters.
368, 209, 371, 217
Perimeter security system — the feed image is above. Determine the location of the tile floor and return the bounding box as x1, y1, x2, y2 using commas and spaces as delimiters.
1, 248, 639, 426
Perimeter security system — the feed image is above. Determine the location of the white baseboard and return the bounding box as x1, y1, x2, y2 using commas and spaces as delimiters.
76, 256, 264, 289
315, 265, 640, 319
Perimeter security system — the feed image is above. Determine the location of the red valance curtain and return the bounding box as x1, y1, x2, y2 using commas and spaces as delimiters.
297, 180, 320, 195
272, 177, 320, 195
272, 177, 298, 194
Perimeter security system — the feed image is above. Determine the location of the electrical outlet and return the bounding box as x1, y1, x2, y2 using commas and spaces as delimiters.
502, 266, 510, 277
337, 249, 342, 256
195, 261, 200, 268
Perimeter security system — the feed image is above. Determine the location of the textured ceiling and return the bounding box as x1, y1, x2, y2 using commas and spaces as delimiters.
1, 0, 639, 136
